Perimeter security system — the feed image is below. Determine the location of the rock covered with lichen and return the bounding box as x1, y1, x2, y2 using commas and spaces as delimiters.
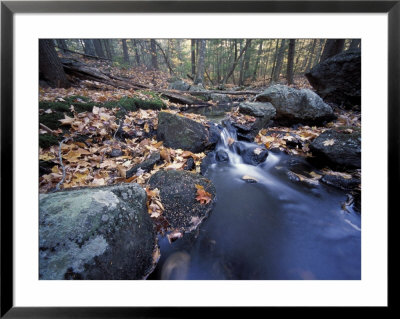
39, 183, 158, 280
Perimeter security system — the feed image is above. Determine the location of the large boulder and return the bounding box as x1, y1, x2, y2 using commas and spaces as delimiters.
148, 170, 216, 232
305, 50, 361, 108
309, 127, 361, 169
238, 101, 276, 119
255, 84, 335, 125
39, 184, 158, 280
168, 80, 191, 91
157, 112, 209, 153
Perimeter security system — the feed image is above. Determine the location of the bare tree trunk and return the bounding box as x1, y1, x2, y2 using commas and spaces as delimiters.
93, 39, 106, 58
349, 39, 361, 50
320, 39, 345, 62
103, 39, 113, 60
286, 39, 295, 85
239, 40, 252, 85
231, 40, 238, 85
272, 39, 286, 83
191, 39, 196, 76
56, 39, 68, 54
305, 39, 317, 72
39, 39, 71, 88
270, 39, 280, 81
252, 41, 263, 81
131, 39, 141, 65
314, 39, 326, 67
82, 39, 96, 56
194, 39, 206, 85
150, 39, 158, 70
121, 39, 130, 64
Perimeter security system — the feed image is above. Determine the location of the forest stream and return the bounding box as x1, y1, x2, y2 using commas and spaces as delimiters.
148, 110, 361, 280
38, 38, 363, 282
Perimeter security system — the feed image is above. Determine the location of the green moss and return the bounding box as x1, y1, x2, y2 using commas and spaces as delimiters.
39, 134, 62, 149
39, 112, 66, 130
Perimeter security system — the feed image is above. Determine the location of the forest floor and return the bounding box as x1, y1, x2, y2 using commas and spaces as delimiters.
39, 55, 361, 215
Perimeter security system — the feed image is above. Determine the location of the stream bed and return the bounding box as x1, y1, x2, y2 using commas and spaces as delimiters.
148, 108, 361, 280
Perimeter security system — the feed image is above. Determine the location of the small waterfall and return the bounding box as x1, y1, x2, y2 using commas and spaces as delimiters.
217, 126, 243, 165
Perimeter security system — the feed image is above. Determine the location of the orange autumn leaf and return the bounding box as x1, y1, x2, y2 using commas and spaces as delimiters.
195, 184, 212, 205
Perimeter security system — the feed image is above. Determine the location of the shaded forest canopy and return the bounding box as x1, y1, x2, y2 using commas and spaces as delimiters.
42, 38, 360, 89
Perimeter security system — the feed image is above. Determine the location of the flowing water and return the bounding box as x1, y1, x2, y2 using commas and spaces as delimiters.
148, 123, 361, 280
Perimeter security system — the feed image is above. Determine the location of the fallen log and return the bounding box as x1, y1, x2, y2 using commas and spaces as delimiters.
186, 90, 260, 96
157, 90, 208, 105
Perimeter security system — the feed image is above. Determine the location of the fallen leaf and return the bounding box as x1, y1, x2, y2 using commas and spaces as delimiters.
195, 184, 212, 204
59, 115, 75, 125
242, 175, 258, 183
323, 139, 335, 146
227, 137, 235, 146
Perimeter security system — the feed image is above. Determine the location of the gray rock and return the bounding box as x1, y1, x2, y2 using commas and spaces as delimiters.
238, 101, 276, 118
210, 93, 231, 103
126, 151, 161, 179
200, 151, 216, 175
215, 150, 229, 162
168, 80, 191, 91
206, 123, 222, 149
309, 127, 361, 169
109, 148, 124, 158
232, 142, 268, 165
39, 184, 158, 280
321, 174, 361, 191
157, 112, 209, 153
148, 170, 216, 232
306, 50, 361, 108
255, 84, 335, 125
189, 84, 211, 101
184, 157, 196, 171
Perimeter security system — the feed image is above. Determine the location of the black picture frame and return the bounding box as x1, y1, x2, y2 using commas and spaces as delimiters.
1, 1, 396, 317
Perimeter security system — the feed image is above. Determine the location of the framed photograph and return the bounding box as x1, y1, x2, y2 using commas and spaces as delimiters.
1, 0, 395, 317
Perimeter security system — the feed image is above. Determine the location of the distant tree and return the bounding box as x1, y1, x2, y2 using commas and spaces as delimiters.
239, 40, 252, 86
222, 39, 252, 86
121, 39, 130, 64
286, 39, 295, 85
39, 39, 70, 88
194, 39, 206, 85
93, 39, 106, 58
252, 40, 263, 81
320, 39, 345, 62
271, 39, 286, 83
349, 39, 361, 50
130, 39, 141, 65
191, 39, 196, 76
103, 39, 114, 60
150, 39, 158, 70
270, 39, 281, 81
305, 39, 317, 72
82, 39, 96, 56
56, 39, 68, 54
